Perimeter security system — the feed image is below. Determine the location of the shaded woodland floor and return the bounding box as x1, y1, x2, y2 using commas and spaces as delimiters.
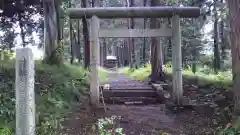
61, 69, 233, 135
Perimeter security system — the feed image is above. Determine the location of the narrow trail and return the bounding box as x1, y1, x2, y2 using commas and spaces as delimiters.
62, 69, 215, 135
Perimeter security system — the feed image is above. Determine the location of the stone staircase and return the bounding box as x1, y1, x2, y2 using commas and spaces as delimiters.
101, 71, 163, 105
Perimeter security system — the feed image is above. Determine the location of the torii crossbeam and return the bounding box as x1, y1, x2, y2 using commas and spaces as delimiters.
67, 6, 200, 18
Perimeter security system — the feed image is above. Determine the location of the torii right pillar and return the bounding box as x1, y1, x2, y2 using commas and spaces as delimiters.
172, 15, 183, 105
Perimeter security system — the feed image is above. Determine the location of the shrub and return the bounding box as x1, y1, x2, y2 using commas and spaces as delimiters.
0, 60, 89, 135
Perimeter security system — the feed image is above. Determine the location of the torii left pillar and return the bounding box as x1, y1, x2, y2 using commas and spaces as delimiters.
90, 15, 100, 107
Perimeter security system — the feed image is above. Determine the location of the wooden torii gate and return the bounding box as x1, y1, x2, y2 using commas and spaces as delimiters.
67, 6, 201, 107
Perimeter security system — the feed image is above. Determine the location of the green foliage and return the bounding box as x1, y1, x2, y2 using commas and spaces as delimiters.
120, 64, 232, 88
43, 41, 64, 65
98, 116, 124, 135
119, 65, 151, 81
0, 27, 17, 49
0, 127, 12, 135
99, 68, 109, 83
0, 60, 89, 135
217, 128, 240, 135
0, 49, 15, 60
214, 116, 240, 135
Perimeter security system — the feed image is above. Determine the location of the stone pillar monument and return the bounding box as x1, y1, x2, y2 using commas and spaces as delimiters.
15, 47, 35, 135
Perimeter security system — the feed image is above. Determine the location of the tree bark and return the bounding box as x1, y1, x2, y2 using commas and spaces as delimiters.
60, 19, 64, 40
69, 1, 78, 64
220, 0, 226, 63
123, 39, 129, 66
42, 0, 61, 64
150, 0, 163, 82
143, 0, 147, 66
82, 0, 90, 68
164, 18, 171, 64
130, 0, 136, 68
77, 19, 81, 63
72, 23, 79, 63
213, 0, 221, 73
18, 12, 26, 47
70, 19, 74, 64
227, 0, 240, 114
103, 38, 107, 66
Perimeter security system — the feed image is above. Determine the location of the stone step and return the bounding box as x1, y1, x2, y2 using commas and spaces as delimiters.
103, 90, 157, 97
102, 97, 159, 105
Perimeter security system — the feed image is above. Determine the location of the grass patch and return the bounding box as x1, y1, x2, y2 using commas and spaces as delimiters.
0, 60, 89, 135
119, 65, 151, 81
120, 64, 232, 89
99, 67, 108, 83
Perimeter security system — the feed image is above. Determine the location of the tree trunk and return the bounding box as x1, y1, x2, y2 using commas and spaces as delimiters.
18, 12, 26, 47
42, 0, 62, 65
72, 23, 79, 63
157, 20, 163, 67
120, 46, 124, 67
220, 19, 226, 60
213, 0, 221, 73
227, 0, 240, 114
60, 19, 64, 40
69, 1, 78, 64
127, 23, 133, 68
126, 0, 134, 68
220, 0, 226, 63
150, 0, 163, 82
143, 0, 147, 66
192, 19, 198, 74
70, 19, 74, 64
123, 39, 129, 66
164, 18, 171, 64
77, 19, 81, 63
82, 0, 90, 68
103, 38, 107, 66
130, 0, 136, 68
55, 0, 61, 42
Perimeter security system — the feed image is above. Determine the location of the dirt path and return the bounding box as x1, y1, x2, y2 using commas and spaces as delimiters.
100, 70, 214, 135
62, 70, 215, 135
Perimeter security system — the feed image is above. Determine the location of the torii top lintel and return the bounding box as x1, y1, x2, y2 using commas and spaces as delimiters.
67, 6, 201, 19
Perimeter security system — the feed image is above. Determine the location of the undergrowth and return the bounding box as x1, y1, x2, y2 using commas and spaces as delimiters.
120, 64, 232, 89
97, 116, 169, 135
99, 67, 108, 83
0, 60, 89, 135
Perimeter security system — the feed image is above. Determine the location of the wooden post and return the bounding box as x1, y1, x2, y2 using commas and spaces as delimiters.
90, 15, 100, 106
15, 47, 35, 135
172, 15, 183, 104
